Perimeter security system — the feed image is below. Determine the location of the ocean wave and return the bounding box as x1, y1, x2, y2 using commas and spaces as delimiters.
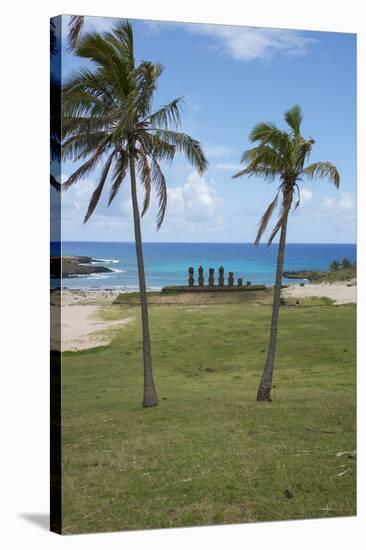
93, 258, 119, 264
72, 273, 112, 280
110, 268, 125, 273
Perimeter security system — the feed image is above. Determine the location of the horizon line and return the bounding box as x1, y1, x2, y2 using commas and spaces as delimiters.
52, 240, 357, 246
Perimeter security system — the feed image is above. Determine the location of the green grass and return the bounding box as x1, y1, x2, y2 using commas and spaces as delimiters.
113, 288, 274, 306
311, 267, 356, 283
61, 300, 356, 534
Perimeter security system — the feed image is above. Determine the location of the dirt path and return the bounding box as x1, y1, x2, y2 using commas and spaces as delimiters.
51, 289, 135, 351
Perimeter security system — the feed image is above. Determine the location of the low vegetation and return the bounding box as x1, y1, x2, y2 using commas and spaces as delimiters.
283, 262, 356, 284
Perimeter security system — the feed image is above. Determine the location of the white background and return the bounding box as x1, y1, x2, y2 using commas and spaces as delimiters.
0, 0, 364, 548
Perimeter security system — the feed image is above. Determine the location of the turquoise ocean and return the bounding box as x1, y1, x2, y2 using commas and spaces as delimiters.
50, 242, 356, 290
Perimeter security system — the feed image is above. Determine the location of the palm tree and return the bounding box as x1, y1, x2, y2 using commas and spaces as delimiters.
233, 105, 340, 401
62, 21, 208, 407
341, 258, 352, 269
330, 259, 340, 271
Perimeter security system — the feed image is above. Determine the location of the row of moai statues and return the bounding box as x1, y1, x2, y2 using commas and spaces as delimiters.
188, 266, 251, 288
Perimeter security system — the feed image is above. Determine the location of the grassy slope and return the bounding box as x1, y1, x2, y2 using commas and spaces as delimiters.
311, 267, 356, 283
61, 300, 356, 534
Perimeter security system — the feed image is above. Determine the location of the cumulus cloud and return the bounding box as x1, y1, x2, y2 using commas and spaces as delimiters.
167, 172, 223, 225
315, 192, 356, 233
300, 187, 313, 205
323, 191, 354, 212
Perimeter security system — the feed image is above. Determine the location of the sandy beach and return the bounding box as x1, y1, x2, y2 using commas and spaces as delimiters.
283, 279, 356, 305
51, 289, 134, 352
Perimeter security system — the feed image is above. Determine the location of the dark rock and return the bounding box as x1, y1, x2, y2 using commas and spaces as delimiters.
50, 255, 113, 279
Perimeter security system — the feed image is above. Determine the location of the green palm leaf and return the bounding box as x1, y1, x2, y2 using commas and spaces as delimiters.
303, 161, 340, 188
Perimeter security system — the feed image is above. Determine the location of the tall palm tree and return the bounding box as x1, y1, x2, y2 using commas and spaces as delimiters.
233, 105, 340, 401
62, 21, 208, 407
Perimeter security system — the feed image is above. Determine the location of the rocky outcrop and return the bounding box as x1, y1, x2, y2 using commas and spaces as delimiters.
50, 256, 112, 279
282, 270, 316, 280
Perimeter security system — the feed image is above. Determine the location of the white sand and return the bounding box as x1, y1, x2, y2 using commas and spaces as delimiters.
51, 289, 135, 351
283, 279, 356, 305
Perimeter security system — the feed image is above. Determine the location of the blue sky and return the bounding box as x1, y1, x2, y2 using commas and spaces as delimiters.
54, 15, 356, 243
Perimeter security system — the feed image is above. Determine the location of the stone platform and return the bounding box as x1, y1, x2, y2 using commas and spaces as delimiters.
162, 284, 266, 293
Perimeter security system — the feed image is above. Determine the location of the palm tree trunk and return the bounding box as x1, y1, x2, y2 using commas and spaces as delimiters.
129, 144, 158, 407
257, 214, 289, 401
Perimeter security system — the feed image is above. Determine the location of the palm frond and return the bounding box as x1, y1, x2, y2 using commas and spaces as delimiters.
254, 193, 279, 246
154, 130, 207, 175
63, 67, 119, 112
83, 151, 115, 223
284, 104, 303, 136
268, 188, 293, 245
303, 161, 340, 188
108, 151, 129, 206
133, 62, 164, 118
50, 20, 57, 55
249, 122, 290, 150
139, 132, 176, 163
107, 20, 135, 71
68, 15, 85, 49
137, 151, 152, 217
232, 163, 278, 183
50, 175, 61, 192
240, 146, 285, 173
150, 155, 167, 230
147, 97, 183, 130
293, 183, 301, 209
62, 138, 110, 190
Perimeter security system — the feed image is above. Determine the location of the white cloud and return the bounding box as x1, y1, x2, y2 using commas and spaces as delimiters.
312, 191, 356, 234
184, 23, 316, 61
339, 192, 354, 210
167, 172, 223, 225
300, 187, 313, 205
323, 191, 354, 212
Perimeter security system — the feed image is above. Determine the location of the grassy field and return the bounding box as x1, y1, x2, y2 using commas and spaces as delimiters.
61, 298, 356, 534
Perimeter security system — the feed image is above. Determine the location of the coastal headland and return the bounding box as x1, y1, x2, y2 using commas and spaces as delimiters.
50, 255, 113, 279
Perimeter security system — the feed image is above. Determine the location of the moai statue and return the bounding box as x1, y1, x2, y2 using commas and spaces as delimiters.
188, 267, 194, 287
246, 280, 251, 286
237, 277, 243, 287
218, 266, 224, 288
208, 268, 215, 287
228, 272, 234, 287
198, 266, 204, 287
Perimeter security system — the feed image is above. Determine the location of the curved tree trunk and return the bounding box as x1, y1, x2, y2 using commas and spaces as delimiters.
257, 213, 289, 401
129, 144, 158, 407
